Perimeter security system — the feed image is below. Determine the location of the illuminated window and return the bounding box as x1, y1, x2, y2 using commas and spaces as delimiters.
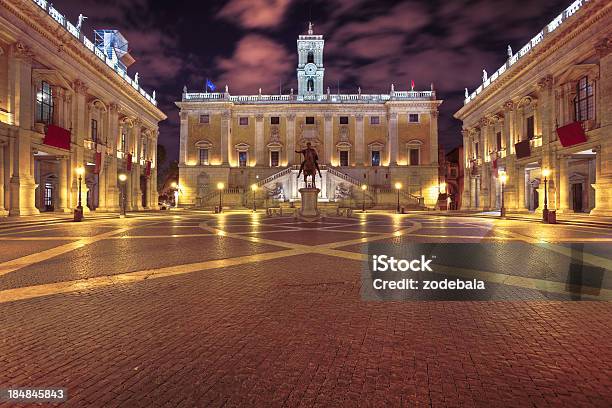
574, 76, 594, 121
199, 114, 209, 124
36, 81, 53, 124
339, 150, 349, 166
120, 129, 127, 152
270, 116, 280, 125
199, 148, 209, 165
340, 116, 349, 125
306, 116, 315, 124
270, 151, 279, 167
371, 151, 380, 166
239, 117, 249, 126
408, 114, 419, 123
239, 151, 248, 167
370, 116, 380, 125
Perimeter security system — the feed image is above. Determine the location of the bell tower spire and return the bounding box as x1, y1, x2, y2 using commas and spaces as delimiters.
297, 22, 325, 98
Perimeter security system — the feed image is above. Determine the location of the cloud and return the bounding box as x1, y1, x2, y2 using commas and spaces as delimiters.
217, 0, 293, 29
215, 34, 293, 94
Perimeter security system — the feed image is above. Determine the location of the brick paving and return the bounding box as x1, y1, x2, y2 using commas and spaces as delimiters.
0, 211, 610, 407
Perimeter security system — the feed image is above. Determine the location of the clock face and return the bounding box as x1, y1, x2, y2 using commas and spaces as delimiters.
304, 63, 317, 76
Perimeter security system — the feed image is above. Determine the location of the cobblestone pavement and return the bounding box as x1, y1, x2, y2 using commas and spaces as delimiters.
0, 211, 611, 407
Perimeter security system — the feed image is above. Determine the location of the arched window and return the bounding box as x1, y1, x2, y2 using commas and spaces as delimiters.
307, 79, 314, 92
307, 52, 314, 63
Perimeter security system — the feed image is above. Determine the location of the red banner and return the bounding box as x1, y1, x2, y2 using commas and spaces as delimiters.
126, 153, 132, 171
43, 125, 71, 150
556, 122, 587, 147
145, 160, 151, 177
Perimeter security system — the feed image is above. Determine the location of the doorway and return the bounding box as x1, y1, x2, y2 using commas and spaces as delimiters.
572, 183, 583, 212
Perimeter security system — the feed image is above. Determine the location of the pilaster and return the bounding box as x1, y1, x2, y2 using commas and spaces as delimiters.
324, 113, 333, 165
255, 113, 264, 166
354, 113, 364, 166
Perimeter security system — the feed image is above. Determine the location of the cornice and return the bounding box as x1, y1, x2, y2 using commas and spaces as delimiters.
456, 0, 610, 120
1, 0, 165, 121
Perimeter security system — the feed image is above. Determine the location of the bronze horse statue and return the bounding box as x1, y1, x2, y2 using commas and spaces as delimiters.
296, 142, 322, 188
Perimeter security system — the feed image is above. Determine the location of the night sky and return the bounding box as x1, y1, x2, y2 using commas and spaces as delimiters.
54, 0, 572, 163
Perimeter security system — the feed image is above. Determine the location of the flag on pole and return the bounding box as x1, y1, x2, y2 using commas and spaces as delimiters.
206, 78, 216, 92
411, 80, 415, 90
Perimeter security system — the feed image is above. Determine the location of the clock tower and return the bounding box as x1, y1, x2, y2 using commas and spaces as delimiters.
297, 22, 325, 97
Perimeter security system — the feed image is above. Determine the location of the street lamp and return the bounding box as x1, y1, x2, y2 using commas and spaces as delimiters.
394, 182, 402, 213
170, 181, 179, 208
542, 168, 550, 222
361, 184, 367, 212
251, 183, 258, 212
118, 173, 128, 218
499, 171, 507, 218
73, 166, 85, 222
217, 182, 225, 213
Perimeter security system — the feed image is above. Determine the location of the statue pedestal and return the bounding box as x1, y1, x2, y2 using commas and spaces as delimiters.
297, 187, 321, 221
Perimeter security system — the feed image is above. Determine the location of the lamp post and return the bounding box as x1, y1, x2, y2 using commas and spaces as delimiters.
542, 168, 550, 222
73, 166, 85, 222
217, 182, 224, 213
118, 173, 128, 218
251, 183, 258, 212
361, 184, 367, 212
499, 171, 507, 218
395, 182, 402, 213
439, 181, 446, 210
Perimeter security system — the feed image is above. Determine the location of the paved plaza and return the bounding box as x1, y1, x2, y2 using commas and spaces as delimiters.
0, 211, 611, 407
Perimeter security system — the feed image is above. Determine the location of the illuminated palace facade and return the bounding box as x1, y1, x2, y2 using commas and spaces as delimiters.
455, 0, 612, 216
0, 0, 166, 216
177, 25, 442, 209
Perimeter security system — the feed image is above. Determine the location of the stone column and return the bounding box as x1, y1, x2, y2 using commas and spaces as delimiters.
517, 165, 526, 210
57, 156, 70, 212
104, 104, 119, 211
0, 142, 6, 215
388, 112, 398, 165
286, 113, 296, 165
354, 113, 364, 166
132, 121, 143, 210
324, 113, 333, 165
591, 39, 612, 216
558, 154, 570, 213
255, 114, 264, 166
461, 129, 471, 209
8, 42, 38, 216
429, 110, 439, 165
179, 111, 188, 165
221, 111, 231, 165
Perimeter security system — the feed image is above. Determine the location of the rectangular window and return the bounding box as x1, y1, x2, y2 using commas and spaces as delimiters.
409, 114, 419, 123
270, 116, 280, 125
339, 150, 349, 166
574, 76, 594, 121
120, 130, 126, 152
371, 150, 380, 166
91, 119, 98, 143
199, 114, 210, 124
239, 117, 249, 126
496, 132, 502, 150
306, 116, 315, 124
199, 148, 209, 165
409, 148, 420, 165
370, 116, 380, 125
36, 81, 54, 124
270, 151, 279, 167
239, 151, 248, 167
339, 116, 349, 125
526, 116, 534, 140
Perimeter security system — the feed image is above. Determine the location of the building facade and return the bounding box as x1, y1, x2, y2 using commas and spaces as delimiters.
455, 0, 612, 216
177, 25, 442, 209
0, 0, 166, 216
